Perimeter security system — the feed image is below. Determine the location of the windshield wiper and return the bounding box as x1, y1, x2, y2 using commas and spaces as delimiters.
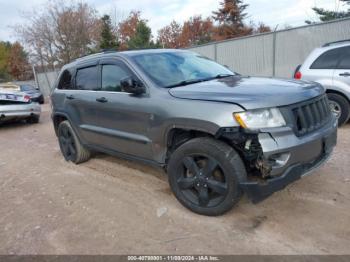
212, 73, 235, 79
166, 79, 204, 88
165, 74, 235, 88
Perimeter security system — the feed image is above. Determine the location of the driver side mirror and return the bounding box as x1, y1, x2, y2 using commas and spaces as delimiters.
120, 76, 146, 95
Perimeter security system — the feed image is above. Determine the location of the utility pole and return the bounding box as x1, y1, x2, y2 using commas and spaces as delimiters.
32, 65, 39, 90
272, 24, 279, 77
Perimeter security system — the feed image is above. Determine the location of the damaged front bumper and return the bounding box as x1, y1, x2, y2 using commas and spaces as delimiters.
219, 115, 338, 203
240, 135, 335, 203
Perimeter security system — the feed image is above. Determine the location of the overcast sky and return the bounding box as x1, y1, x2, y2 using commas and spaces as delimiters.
0, 0, 347, 42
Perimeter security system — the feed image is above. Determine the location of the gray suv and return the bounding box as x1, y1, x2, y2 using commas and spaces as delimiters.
51, 49, 337, 216
294, 40, 350, 125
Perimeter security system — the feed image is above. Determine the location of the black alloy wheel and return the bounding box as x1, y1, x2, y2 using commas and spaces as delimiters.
177, 155, 228, 208
168, 137, 247, 216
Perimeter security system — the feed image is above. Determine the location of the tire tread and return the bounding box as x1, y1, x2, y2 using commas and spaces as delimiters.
58, 121, 91, 164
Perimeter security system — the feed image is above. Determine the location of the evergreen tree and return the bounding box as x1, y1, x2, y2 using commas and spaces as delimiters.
212, 0, 252, 40
127, 21, 152, 49
306, 0, 350, 24
100, 15, 119, 50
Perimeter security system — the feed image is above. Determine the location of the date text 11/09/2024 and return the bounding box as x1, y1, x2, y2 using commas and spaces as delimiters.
127, 256, 220, 261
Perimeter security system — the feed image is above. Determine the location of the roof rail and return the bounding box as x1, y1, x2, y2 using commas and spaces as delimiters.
73, 49, 118, 62
322, 39, 350, 47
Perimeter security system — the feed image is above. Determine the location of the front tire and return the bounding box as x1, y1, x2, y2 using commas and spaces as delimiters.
57, 120, 91, 164
167, 137, 247, 216
327, 93, 350, 126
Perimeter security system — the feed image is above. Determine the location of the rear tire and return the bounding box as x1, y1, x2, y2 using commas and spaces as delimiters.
167, 137, 247, 216
39, 96, 44, 104
327, 93, 350, 126
57, 120, 91, 164
27, 115, 40, 124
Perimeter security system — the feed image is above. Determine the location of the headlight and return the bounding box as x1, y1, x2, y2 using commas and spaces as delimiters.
234, 108, 286, 129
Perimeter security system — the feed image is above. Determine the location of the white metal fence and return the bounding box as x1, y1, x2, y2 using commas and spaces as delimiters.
35, 71, 59, 97
188, 18, 350, 78
33, 18, 350, 95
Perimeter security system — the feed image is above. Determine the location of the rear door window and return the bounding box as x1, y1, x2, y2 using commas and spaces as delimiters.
337, 47, 350, 69
310, 47, 344, 69
76, 66, 99, 90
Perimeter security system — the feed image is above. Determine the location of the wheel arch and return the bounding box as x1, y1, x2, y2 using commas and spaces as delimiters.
52, 112, 77, 137
326, 88, 350, 104
164, 127, 216, 164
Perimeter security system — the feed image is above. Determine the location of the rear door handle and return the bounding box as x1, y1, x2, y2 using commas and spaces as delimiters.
339, 72, 350, 77
96, 97, 108, 103
66, 95, 75, 100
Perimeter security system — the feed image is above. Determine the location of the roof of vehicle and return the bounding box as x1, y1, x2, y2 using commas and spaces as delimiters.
322, 39, 350, 47
64, 49, 188, 69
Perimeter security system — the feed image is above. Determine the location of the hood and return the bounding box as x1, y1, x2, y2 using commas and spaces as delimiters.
168, 76, 324, 110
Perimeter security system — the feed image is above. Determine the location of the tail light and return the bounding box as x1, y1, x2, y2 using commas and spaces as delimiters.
294, 71, 302, 80
24, 95, 31, 102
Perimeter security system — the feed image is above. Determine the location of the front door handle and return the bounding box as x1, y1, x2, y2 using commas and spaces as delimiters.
339, 72, 350, 77
66, 95, 75, 100
96, 97, 108, 103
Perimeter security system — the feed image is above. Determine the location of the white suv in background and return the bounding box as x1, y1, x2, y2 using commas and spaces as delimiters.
294, 40, 350, 126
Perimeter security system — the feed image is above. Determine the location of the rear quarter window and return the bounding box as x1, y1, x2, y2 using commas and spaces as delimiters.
310, 47, 344, 69
58, 70, 73, 90
337, 47, 350, 69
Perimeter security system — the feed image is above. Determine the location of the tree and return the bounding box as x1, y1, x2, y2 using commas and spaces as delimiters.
8, 42, 32, 80
179, 16, 214, 47
306, 0, 350, 24
15, 0, 101, 67
0, 42, 11, 81
212, 0, 252, 40
250, 22, 271, 34
127, 20, 152, 49
118, 11, 142, 50
0, 41, 31, 81
158, 16, 214, 48
100, 15, 119, 50
158, 21, 182, 48
117, 11, 154, 50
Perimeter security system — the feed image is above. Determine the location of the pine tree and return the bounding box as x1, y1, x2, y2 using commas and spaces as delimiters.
100, 15, 119, 50
306, 0, 350, 24
127, 21, 152, 49
212, 0, 252, 40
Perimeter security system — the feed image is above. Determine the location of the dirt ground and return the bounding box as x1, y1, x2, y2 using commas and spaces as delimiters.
0, 104, 349, 255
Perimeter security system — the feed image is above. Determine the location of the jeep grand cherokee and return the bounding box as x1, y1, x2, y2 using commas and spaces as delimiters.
51, 49, 337, 216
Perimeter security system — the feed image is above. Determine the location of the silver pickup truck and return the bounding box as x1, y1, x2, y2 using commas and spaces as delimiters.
0, 89, 41, 124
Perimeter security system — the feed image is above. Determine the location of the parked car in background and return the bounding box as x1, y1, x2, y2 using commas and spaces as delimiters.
294, 40, 350, 126
0, 88, 41, 124
0, 83, 44, 104
51, 49, 337, 216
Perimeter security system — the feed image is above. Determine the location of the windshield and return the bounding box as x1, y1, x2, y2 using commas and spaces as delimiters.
131, 51, 234, 88
20, 85, 36, 91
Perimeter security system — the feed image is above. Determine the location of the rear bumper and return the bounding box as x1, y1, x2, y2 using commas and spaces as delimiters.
240, 115, 337, 203
0, 103, 41, 122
